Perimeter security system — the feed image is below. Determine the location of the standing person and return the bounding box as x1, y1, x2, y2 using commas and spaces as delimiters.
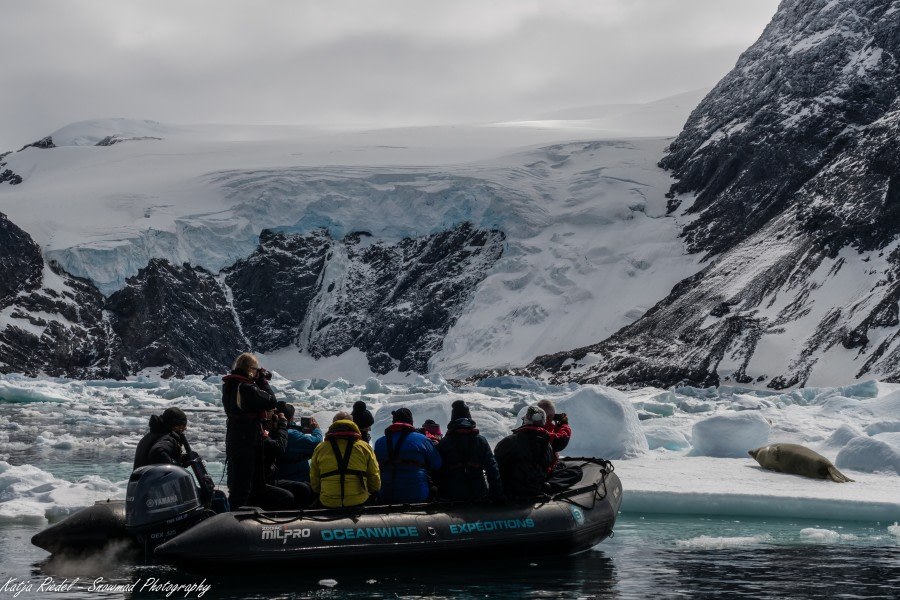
436, 400, 502, 501
276, 404, 323, 483
374, 407, 442, 504
351, 401, 374, 443
493, 405, 554, 499
133, 407, 189, 469
221, 352, 279, 510
310, 412, 381, 508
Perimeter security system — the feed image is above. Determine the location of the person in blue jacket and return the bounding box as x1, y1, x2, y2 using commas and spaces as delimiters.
373, 407, 442, 503
276, 403, 323, 483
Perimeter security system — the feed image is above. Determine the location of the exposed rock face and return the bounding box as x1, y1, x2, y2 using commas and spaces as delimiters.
497, 0, 900, 389
661, 0, 900, 257
0, 212, 502, 378
0, 214, 111, 378
17, 136, 55, 152
0, 152, 22, 185
106, 259, 246, 378
225, 229, 332, 353
302, 223, 505, 373
226, 223, 505, 375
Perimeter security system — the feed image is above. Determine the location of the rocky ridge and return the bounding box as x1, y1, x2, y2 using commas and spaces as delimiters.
497, 0, 900, 389
0, 214, 502, 378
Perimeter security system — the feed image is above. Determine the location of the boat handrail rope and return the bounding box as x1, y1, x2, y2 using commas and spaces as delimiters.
546, 457, 614, 512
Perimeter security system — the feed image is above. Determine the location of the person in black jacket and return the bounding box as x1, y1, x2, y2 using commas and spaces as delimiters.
221, 352, 281, 509
133, 407, 189, 469
493, 405, 554, 499
436, 400, 502, 501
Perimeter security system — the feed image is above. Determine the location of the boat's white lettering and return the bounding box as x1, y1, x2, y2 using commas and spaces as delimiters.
449, 518, 535, 535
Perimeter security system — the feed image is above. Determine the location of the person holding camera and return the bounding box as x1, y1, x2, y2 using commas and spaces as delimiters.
536, 399, 581, 492
493, 405, 554, 499
276, 404, 323, 484
536, 399, 571, 457
221, 352, 281, 510
260, 404, 313, 509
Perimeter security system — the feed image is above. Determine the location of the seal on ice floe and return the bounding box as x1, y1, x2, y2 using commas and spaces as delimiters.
748, 443, 854, 483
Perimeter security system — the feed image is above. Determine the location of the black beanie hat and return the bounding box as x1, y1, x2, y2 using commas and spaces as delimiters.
391, 407, 414, 425
352, 400, 375, 428
162, 407, 188, 428
282, 403, 296, 421
450, 400, 472, 421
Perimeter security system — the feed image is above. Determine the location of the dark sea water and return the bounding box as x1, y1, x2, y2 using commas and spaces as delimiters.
2, 391, 900, 599
4, 514, 900, 599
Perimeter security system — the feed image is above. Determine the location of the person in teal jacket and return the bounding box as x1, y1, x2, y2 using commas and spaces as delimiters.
373, 407, 442, 503
276, 404, 323, 483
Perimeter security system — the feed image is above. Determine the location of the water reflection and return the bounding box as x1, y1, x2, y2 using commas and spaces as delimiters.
31, 549, 619, 599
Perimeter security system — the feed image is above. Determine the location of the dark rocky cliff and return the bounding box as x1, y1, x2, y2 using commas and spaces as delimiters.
0, 215, 503, 378
491, 0, 900, 389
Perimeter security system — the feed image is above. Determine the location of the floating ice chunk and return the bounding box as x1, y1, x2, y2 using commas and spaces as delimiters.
364, 377, 389, 394
326, 378, 353, 391
822, 424, 866, 448
690, 411, 770, 458
634, 400, 675, 417
477, 376, 561, 392
800, 528, 843, 542
835, 436, 900, 475
318, 579, 338, 588
0, 381, 70, 404
643, 425, 691, 450
551, 385, 648, 459
865, 421, 900, 435
676, 534, 772, 549
888, 522, 900, 538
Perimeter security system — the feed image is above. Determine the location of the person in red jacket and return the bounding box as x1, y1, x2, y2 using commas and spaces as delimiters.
536, 399, 571, 458
536, 399, 581, 492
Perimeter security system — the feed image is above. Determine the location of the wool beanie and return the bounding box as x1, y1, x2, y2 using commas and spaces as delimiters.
523, 405, 546, 427
282, 403, 296, 421
162, 407, 188, 428
392, 407, 414, 425
450, 400, 472, 421
352, 400, 375, 429
422, 419, 442, 437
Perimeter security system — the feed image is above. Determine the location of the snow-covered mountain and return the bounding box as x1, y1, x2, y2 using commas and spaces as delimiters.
6, 0, 896, 388
505, 0, 900, 389
0, 101, 700, 380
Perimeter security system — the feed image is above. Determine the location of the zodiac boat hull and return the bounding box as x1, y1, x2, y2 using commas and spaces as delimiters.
155, 458, 622, 569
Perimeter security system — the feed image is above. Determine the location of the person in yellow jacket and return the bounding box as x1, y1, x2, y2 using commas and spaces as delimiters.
310, 413, 381, 508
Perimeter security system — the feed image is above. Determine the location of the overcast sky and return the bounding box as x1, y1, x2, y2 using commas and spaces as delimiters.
0, 0, 780, 150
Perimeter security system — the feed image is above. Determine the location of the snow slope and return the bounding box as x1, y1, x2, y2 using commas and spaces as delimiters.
0, 93, 703, 380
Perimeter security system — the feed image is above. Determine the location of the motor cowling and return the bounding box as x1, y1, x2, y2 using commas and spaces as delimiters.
125, 465, 207, 547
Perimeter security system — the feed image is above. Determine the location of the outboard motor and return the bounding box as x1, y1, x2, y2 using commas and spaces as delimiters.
125, 465, 209, 555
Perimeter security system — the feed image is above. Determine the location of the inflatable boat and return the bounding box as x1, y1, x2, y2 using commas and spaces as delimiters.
32, 462, 213, 556
155, 457, 621, 569
33, 457, 621, 569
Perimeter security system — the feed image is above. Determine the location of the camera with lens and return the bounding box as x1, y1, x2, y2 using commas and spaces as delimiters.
553, 413, 567, 426
257, 367, 272, 381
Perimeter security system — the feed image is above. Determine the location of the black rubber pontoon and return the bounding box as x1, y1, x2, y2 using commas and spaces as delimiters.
155, 458, 621, 569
